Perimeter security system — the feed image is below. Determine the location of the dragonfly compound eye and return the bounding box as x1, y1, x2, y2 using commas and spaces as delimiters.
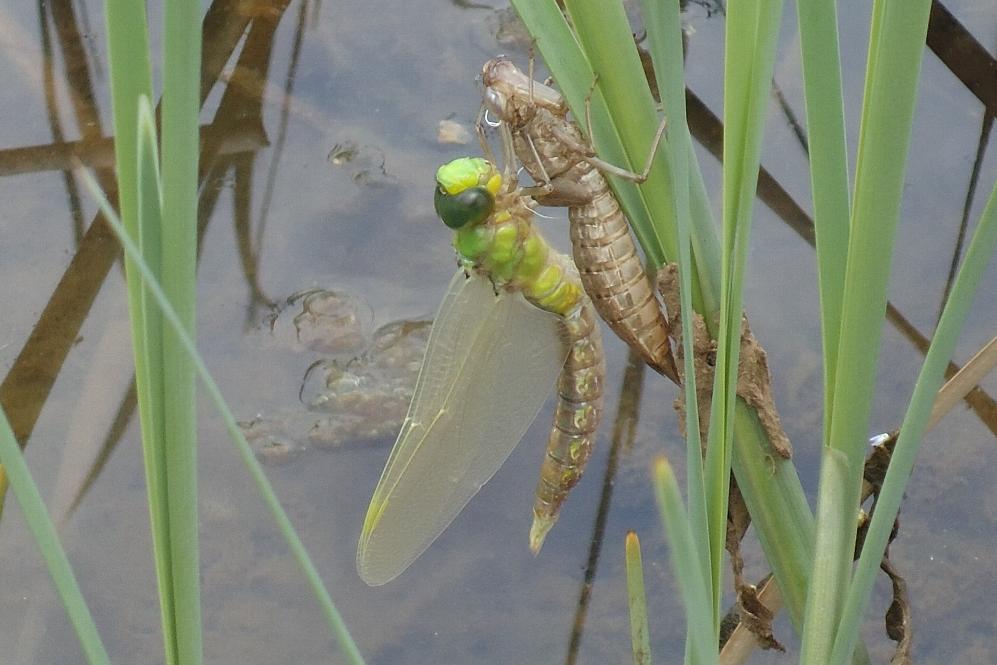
435, 185, 495, 229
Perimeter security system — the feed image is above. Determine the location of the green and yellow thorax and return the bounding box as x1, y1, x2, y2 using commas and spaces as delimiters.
434, 157, 583, 317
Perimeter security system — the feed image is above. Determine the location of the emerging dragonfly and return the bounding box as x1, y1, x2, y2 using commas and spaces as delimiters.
481, 57, 679, 383
356, 145, 605, 586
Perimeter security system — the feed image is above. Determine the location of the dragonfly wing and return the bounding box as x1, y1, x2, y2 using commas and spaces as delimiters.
357, 271, 566, 586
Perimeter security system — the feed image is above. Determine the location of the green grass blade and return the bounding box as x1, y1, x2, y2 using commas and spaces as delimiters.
729, 410, 814, 624
688, 163, 722, 319
801, 0, 934, 660
829, 178, 997, 665
795, 0, 851, 434
0, 409, 110, 665
133, 97, 178, 661
653, 458, 716, 665
160, 0, 203, 661
77, 169, 367, 665
704, 0, 784, 624
800, 446, 853, 659
640, 0, 712, 596
719, 0, 784, 361
625, 532, 653, 665
104, 0, 153, 233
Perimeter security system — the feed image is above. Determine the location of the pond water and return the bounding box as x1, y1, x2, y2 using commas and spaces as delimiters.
0, 0, 995, 663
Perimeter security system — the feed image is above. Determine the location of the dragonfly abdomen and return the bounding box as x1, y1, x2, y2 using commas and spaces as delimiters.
529, 299, 605, 553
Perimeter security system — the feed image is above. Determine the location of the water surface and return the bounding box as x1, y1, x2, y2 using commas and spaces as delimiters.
0, 1, 994, 663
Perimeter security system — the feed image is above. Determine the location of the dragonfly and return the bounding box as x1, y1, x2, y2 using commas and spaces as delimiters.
481, 57, 679, 384
356, 147, 605, 586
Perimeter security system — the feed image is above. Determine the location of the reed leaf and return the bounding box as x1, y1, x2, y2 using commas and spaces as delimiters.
159, 0, 203, 659
702, 0, 785, 624
653, 458, 716, 665
795, 0, 851, 427
0, 409, 110, 665
625, 532, 653, 665
639, 0, 712, 605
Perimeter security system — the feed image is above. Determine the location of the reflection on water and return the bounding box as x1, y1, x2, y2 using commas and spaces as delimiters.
328, 141, 395, 187
268, 287, 374, 355
0, 0, 995, 662
243, 289, 430, 462
305, 318, 432, 447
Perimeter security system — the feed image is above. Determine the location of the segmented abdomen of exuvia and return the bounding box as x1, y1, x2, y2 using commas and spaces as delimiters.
529, 297, 604, 553
516, 115, 676, 381
569, 170, 675, 380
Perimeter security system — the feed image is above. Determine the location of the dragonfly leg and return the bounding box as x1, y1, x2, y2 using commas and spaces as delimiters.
527, 47, 536, 112
476, 103, 525, 192
524, 50, 557, 104
628, 112, 668, 182
558, 78, 669, 184
581, 72, 600, 150
516, 131, 557, 199
475, 105, 499, 167
488, 104, 552, 200
551, 116, 668, 183
497, 122, 521, 190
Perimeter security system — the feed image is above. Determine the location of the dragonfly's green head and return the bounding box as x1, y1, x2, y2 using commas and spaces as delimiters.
434, 157, 502, 229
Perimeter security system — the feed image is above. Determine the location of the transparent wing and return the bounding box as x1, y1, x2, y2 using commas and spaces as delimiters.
357, 271, 566, 586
